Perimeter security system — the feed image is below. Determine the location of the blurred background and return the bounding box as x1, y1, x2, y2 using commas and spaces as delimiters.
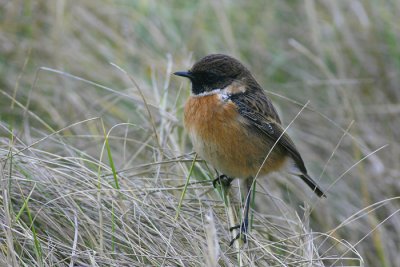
1, 0, 399, 266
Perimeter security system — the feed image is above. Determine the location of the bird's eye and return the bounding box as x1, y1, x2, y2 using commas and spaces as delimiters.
204, 72, 218, 82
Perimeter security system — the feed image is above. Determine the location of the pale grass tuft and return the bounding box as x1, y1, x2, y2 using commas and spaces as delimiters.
204, 209, 220, 267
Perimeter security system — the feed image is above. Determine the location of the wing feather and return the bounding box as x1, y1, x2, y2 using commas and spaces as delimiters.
230, 89, 325, 197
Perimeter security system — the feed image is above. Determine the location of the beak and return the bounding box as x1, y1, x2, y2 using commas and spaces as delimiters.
173, 71, 193, 79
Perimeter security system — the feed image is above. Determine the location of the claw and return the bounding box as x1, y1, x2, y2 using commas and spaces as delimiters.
212, 174, 233, 188
229, 224, 241, 231
229, 221, 249, 246
228, 179, 252, 246
229, 232, 242, 247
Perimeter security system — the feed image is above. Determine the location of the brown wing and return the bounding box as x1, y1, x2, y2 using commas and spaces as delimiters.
231, 88, 282, 124
229, 89, 325, 197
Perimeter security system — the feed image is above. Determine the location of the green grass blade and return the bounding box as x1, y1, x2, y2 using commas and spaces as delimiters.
175, 154, 197, 221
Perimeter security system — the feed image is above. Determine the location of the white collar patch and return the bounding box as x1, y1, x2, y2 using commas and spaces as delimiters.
193, 88, 222, 97
193, 88, 231, 101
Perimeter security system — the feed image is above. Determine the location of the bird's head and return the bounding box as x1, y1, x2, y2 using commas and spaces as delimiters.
174, 54, 251, 95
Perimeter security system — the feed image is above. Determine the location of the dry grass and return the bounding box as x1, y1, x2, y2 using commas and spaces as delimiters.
1, 0, 400, 266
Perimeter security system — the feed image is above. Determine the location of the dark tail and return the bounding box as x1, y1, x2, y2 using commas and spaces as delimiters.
299, 173, 326, 198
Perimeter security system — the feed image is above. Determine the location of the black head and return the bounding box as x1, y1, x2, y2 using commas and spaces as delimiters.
174, 54, 251, 95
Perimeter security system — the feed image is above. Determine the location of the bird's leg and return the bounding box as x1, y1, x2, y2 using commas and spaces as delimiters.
229, 178, 253, 246
212, 174, 234, 188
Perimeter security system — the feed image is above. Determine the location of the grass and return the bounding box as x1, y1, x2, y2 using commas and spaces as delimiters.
1, 0, 400, 266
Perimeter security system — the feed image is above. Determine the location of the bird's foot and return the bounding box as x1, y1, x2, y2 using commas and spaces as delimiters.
229, 220, 249, 246
212, 174, 234, 188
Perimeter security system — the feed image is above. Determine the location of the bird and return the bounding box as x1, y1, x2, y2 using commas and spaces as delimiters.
174, 54, 325, 246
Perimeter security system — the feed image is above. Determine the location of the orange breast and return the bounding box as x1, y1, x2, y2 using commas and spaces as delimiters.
184, 94, 287, 178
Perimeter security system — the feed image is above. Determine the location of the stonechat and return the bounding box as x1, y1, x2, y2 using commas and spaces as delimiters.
174, 54, 325, 245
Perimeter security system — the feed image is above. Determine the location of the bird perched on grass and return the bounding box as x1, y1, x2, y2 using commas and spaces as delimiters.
174, 54, 325, 246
